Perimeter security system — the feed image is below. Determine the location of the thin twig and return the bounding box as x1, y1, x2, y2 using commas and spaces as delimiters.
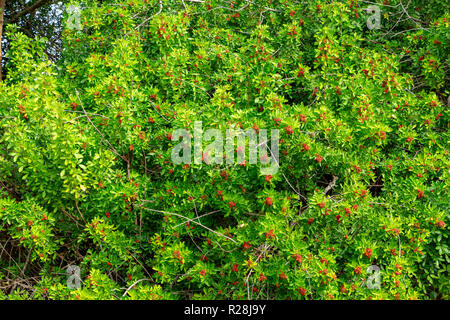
323, 175, 338, 195
75, 89, 127, 162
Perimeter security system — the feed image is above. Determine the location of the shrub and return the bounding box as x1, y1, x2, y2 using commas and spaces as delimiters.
0, 0, 448, 300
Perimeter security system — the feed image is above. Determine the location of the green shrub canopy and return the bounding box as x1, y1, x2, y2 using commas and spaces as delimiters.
0, 0, 448, 300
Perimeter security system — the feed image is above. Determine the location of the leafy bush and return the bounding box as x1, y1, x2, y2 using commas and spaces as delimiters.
0, 0, 448, 300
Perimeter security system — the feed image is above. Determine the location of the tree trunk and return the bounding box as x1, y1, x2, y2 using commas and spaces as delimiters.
0, 0, 5, 81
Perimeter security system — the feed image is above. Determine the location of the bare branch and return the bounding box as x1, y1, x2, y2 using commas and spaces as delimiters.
140, 206, 237, 243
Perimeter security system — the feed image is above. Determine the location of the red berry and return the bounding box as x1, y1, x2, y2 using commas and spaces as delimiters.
265, 197, 273, 206
299, 114, 307, 122
301, 143, 310, 152
265, 229, 275, 239
297, 287, 307, 296
416, 189, 425, 199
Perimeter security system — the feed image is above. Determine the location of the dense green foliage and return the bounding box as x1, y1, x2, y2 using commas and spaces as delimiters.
0, 0, 448, 300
